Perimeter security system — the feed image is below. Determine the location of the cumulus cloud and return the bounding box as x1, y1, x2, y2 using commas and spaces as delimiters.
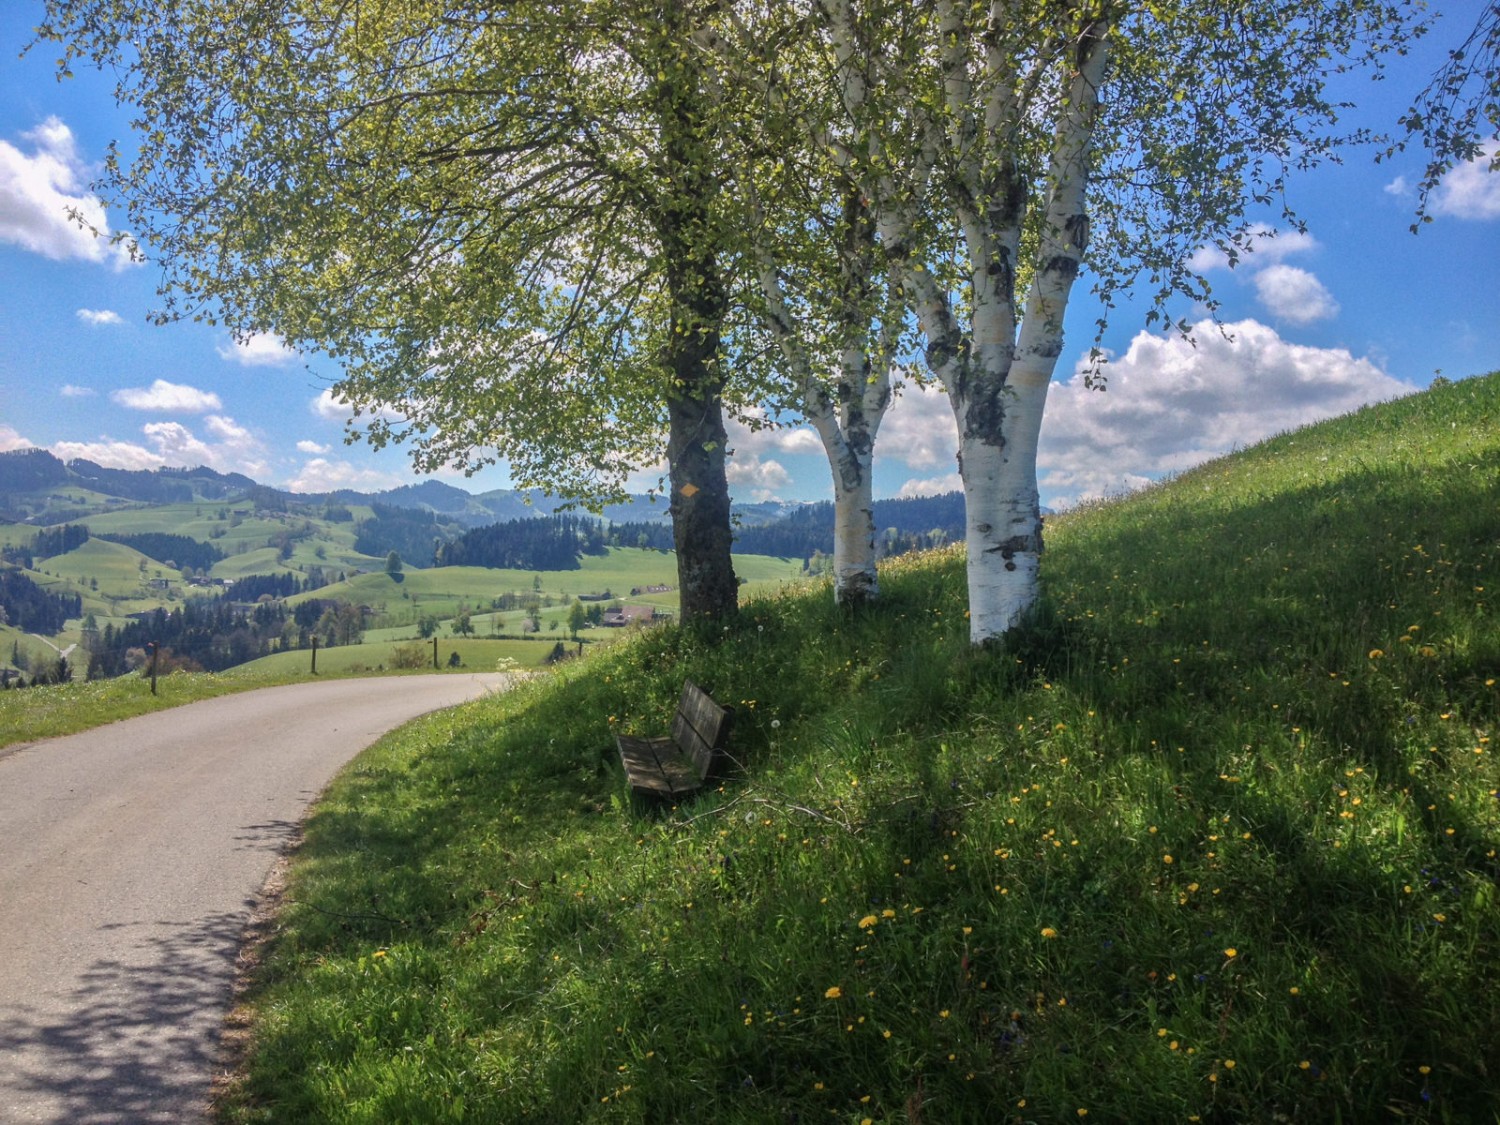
1186, 225, 1340, 323
877, 381, 957, 470
1, 423, 35, 452
1431, 148, 1500, 220
1384, 175, 1412, 198
725, 452, 792, 503
0, 117, 136, 268
311, 387, 404, 423
47, 412, 266, 477
217, 332, 299, 367
111, 379, 223, 413
296, 439, 330, 454
49, 438, 164, 470
724, 411, 824, 458
897, 472, 963, 499
1251, 264, 1341, 323
283, 457, 405, 493
1037, 319, 1413, 507
75, 308, 122, 326
59, 384, 95, 398
1188, 224, 1321, 273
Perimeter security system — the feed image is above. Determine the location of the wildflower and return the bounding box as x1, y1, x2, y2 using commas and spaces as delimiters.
1368, 649, 1385, 659
1224, 948, 1238, 958
1224, 1059, 1236, 1070
824, 986, 843, 999
858, 915, 878, 929
1041, 927, 1059, 939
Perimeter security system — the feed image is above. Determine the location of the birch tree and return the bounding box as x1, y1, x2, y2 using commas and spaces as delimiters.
809, 0, 1414, 643
743, 172, 902, 605
38, 0, 746, 622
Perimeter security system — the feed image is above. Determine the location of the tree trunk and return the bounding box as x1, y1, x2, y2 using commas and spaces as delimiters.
666, 378, 739, 624
653, 17, 738, 626
828, 432, 878, 605
954, 373, 1048, 642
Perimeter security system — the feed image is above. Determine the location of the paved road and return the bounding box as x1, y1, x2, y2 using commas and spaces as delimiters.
0, 674, 512, 1124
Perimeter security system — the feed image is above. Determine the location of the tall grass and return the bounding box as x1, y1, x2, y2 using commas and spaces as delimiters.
219, 374, 1499, 1123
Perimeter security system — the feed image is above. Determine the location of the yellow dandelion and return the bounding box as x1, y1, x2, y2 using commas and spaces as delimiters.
1224, 947, 1238, 958
1041, 926, 1059, 939
1368, 649, 1385, 659
858, 914, 878, 929
825, 985, 843, 999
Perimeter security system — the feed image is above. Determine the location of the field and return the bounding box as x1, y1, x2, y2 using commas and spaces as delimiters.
200, 375, 1499, 1122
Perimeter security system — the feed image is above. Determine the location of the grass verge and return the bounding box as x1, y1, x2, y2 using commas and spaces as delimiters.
221, 376, 1500, 1119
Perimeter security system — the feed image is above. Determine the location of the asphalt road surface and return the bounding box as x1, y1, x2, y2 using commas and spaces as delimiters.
0, 674, 512, 1124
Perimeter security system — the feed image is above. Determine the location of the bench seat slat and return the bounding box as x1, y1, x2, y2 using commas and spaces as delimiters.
615, 681, 732, 802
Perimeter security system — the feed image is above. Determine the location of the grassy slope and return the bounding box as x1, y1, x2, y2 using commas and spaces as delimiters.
220, 375, 1498, 1123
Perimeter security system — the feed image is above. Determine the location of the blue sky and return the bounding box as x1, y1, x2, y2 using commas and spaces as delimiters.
2, 3, 1496, 509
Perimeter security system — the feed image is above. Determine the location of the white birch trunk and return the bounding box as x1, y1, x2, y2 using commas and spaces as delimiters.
956, 366, 1049, 642
749, 184, 890, 606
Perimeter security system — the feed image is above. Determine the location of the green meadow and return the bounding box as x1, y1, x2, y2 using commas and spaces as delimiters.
203, 375, 1498, 1122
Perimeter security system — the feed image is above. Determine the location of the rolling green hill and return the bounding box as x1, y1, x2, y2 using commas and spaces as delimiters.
214, 372, 1499, 1123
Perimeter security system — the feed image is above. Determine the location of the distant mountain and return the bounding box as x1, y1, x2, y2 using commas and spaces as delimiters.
0, 448, 258, 510
0, 446, 968, 566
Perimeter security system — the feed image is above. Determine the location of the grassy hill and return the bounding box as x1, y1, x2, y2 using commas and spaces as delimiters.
215, 374, 1499, 1122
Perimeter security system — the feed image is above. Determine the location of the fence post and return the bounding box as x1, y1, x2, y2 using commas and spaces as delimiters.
433, 637, 439, 669
311, 635, 318, 675
148, 641, 158, 695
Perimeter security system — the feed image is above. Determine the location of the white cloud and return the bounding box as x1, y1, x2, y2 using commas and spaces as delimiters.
1, 423, 35, 452
111, 379, 223, 413
0, 117, 136, 268
311, 387, 404, 423
725, 411, 824, 458
59, 384, 95, 398
877, 381, 957, 470
296, 439, 330, 454
1383, 174, 1412, 198
1188, 224, 1320, 273
217, 332, 299, 367
203, 414, 254, 444
283, 457, 405, 493
1037, 319, 1413, 507
1431, 148, 1500, 220
141, 420, 216, 465
1251, 264, 1340, 323
47, 412, 266, 477
50, 438, 164, 470
725, 452, 792, 502
75, 308, 122, 326
896, 472, 963, 499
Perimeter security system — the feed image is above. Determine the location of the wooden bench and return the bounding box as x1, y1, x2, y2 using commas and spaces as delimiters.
615, 681, 733, 801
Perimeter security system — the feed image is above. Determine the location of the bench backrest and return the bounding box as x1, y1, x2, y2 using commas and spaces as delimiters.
670, 680, 733, 780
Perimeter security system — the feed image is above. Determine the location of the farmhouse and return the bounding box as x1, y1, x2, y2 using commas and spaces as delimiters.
601, 604, 659, 628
